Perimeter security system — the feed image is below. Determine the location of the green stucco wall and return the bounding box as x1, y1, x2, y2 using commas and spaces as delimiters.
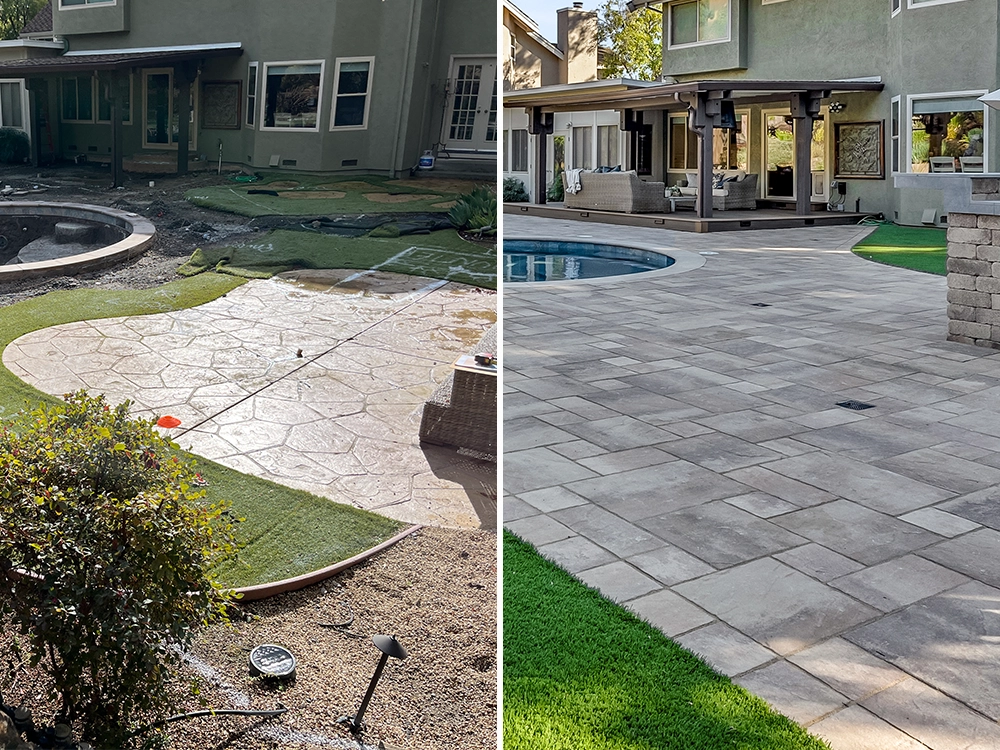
41, 0, 495, 174
661, 0, 1000, 224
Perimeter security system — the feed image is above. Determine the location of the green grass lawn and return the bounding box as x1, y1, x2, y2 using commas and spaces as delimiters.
186, 173, 468, 217
178, 228, 497, 288
852, 223, 947, 275
0, 275, 405, 588
504, 531, 830, 750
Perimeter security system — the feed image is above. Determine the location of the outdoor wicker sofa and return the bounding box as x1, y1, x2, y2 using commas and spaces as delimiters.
677, 170, 759, 211
562, 171, 667, 213
419, 326, 497, 455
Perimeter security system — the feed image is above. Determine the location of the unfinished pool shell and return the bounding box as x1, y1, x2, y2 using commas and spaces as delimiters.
0, 202, 156, 280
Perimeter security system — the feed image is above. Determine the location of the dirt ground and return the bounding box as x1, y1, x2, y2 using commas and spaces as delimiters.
0, 166, 260, 306
0, 165, 498, 749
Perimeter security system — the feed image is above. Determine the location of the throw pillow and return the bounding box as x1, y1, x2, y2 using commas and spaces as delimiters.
712, 171, 726, 189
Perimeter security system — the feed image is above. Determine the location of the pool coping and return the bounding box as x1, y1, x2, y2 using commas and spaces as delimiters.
0, 202, 156, 280
503, 234, 706, 287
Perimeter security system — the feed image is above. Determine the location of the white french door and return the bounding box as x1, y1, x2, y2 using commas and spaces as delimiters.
442, 56, 497, 153
143, 68, 197, 150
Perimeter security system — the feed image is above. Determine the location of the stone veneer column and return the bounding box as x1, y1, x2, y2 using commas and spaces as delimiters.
947, 182, 1000, 347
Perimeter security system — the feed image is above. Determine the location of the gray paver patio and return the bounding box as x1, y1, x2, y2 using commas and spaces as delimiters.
6, 271, 496, 528
504, 216, 1000, 748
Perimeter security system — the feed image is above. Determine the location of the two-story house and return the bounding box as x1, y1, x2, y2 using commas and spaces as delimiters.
506, 0, 995, 225
503, 0, 660, 201
0, 0, 496, 182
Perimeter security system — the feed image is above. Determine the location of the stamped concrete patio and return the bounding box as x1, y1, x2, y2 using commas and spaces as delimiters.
4, 270, 497, 529
504, 215, 1000, 748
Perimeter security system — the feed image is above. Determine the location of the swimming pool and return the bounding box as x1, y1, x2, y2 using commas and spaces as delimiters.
504, 240, 674, 282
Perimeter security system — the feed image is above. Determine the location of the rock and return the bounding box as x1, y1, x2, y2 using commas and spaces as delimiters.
0, 711, 28, 750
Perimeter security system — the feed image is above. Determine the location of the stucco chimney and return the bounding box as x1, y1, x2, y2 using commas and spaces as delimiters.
557, 3, 598, 85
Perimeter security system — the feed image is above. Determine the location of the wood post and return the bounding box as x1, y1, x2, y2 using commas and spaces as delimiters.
528, 106, 553, 204
790, 91, 826, 216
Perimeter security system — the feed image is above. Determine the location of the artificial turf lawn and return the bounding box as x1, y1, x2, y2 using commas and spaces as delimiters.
177, 228, 497, 289
185, 173, 468, 217
0, 274, 405, 587
503, 531, 830, 750
852, 223, 947, 275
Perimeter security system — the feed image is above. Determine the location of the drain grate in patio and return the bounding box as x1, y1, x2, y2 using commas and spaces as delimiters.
750, 303, 772, 307
836, 400, 876, 411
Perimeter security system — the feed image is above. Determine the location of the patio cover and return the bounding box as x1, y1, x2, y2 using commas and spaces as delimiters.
0, 43, 244, 186
504, 78, 885, 217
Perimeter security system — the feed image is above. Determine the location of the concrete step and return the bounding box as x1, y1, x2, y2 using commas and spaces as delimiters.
123, 152, 212, 174
414, 155, 496, 181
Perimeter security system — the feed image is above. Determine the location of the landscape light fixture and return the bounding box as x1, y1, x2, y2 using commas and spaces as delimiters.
338, 635, 409, 733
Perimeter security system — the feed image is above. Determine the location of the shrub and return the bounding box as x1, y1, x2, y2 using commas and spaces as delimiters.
0, 127, 29, 164
448, 185, 497, 235
0, 392, 239, 746
547, 171, 565, 202
503, 177, 529, 202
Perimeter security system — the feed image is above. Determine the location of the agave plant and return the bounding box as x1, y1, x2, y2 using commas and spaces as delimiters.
449, 186, 497, 236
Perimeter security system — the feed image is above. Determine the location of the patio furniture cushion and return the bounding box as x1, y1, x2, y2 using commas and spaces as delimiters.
677, 172, 758, 210
562, 170, 667, 213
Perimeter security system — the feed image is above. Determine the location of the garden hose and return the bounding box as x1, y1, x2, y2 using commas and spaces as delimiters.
127, 704, 288, 738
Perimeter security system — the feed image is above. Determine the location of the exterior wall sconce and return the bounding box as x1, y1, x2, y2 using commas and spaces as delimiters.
338, 635, 409, 733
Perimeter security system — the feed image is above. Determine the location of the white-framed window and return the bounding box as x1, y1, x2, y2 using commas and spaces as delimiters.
510, 129, 529, 172
260, 60, 324, 131
907, 91, 987, 173
891, 0, 901, 16
890, 96, 900, 172
96, 72, 131, 124
907, 0, 968, 8
60, 0, 115, 6
572, 126, 592, 170
0, 80, 27, 130
61, 75, 94, 122
246, 62, 258, 128
597, 124, 620, 168
669, 114, 698, 171
668, 0, 730, 48
330, 57, 373, 131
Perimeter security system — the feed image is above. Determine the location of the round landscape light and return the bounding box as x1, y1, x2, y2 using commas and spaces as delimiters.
373, 634, 409, 660
249, 644, 297, 680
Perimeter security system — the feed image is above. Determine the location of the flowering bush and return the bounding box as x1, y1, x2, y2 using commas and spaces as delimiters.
0, 392, 238, 745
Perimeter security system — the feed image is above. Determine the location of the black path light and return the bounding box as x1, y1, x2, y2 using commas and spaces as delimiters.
338, 634, 408, 733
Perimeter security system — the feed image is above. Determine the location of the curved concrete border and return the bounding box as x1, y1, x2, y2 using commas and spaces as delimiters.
504, 234, 706, 288
0, 202, 156, 280
230, 524, 422, 601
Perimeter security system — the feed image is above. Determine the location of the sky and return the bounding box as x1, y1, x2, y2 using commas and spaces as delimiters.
512, 0, 598, 44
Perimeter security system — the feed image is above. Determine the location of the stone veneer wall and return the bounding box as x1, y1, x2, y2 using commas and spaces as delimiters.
947, 202, 1000, 348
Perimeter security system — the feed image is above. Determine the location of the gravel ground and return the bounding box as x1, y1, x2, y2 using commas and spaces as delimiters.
0, 166, 498, 750
1, 527, 497, 750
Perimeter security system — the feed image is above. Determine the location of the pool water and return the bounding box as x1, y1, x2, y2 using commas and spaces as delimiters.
504, 240, 673, 282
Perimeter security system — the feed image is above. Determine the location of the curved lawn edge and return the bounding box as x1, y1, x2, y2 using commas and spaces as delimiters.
851, 223, 947, 275
231, 524, 422, 601
0, 274, 409, 588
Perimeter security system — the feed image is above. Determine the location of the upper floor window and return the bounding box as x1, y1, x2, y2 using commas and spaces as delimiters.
907, 0, 969, 7
261, 60, 324, 131
891, 0, 901, 15
330, 57, 373, 130
60, 0, 115, 6
669, 0, 729, 48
